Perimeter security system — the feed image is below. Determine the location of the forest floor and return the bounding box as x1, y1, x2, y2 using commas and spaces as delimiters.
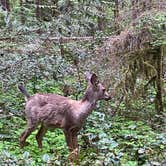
0, 110, 166, 166
0, 81, 166, 165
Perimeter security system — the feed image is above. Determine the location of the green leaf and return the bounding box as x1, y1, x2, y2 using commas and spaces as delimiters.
128, 125, 137, 130
22, 151, 30, 159
42, 154, 50, 163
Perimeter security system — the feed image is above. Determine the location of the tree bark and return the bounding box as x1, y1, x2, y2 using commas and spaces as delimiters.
20, 0, 25, 24
36, 0, 42, 20
131, 0, 138, 27
97, 6, 105, 31
155, 47, 164, 113
114, 0, 120, 34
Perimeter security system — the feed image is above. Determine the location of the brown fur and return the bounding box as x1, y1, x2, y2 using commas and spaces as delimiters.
18, 73, 111, 165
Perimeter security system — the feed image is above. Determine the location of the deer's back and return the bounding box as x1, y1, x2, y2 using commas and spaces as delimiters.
25, 93, 73, 128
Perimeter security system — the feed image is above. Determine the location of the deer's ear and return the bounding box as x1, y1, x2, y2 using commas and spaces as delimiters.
90, 73, 99, 86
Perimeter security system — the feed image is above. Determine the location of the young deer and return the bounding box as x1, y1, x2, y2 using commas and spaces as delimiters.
18, 72, 111, 164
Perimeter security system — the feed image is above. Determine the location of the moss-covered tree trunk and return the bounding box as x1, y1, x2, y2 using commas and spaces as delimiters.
155, 47, 164, 113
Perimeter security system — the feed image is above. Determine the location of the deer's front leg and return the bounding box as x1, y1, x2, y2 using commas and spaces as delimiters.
72, 134, 79, 165
64, 130, 79, 165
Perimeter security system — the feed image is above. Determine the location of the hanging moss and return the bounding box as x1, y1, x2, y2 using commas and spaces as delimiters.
99, 6, 166, 113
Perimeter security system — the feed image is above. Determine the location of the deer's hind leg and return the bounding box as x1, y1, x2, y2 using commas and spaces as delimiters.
19, 119, 37, 148
36, 124, 47, 148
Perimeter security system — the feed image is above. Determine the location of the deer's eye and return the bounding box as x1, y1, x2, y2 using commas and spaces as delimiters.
102, 88, 106, 93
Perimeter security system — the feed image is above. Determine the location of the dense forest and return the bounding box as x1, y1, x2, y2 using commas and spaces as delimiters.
0, 0, 166, 165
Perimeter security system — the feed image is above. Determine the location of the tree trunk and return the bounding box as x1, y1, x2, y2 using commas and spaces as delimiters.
97, 6, 105, 31
20, 0, 25, 24
131, 0, 138, 27
155, 47, 164, 113
36, 0, 42, 20
114, 0, 120, 34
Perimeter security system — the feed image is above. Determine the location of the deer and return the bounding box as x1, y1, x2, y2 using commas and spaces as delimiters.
18, 72, 111, 165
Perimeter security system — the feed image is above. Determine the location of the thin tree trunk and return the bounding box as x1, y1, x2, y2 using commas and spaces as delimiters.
20, 0, 25, 24
114, 0, 120, 34
131, 0, 138, 27
97, 6, 105, 31
36, 0, 42, 20
155, 47, 163, 113
58, 28, 65, 56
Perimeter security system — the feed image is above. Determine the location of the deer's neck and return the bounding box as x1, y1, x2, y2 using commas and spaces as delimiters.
82, 87, 98, 104
75, 96, 97, 123
70, 89, 98, 125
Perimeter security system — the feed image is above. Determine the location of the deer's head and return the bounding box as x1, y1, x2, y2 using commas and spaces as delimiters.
83, 72, 111, 103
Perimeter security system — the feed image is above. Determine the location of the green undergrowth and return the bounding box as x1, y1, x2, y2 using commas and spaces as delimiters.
0, 80, 166, 165
0, 112, 165, 166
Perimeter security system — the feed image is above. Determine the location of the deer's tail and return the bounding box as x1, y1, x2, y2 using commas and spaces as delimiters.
18, 84, 30, 99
